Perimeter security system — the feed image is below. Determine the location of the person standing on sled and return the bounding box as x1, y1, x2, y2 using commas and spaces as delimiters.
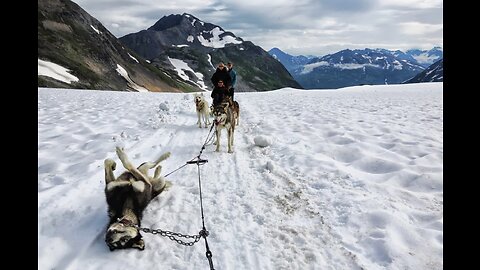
227, 62, 236, 101
211, 62, 231, 91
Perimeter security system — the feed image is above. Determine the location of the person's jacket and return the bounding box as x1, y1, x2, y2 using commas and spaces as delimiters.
211, 85, 230, 106
211, 68, 232, 88
228, 68, 237, 87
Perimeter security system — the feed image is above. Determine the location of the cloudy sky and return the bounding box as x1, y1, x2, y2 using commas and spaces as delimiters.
72, 0, 443, 56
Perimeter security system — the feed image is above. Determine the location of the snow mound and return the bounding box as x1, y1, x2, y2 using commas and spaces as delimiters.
254, 135, 272, 147
159, 102, 169, 111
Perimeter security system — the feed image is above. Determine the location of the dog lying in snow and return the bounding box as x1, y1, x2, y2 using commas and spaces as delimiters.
194, 93, 211, 128
104, 146, 170, 251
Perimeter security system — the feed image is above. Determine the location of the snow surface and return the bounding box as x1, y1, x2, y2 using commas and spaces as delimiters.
197, 27, 242, 48
168, 57, 208, 90
90, 25, 101, 35
207, 54, 215, 69
38, 83, 443, 270
127, 53, 139, 63
38, 59, 79, 84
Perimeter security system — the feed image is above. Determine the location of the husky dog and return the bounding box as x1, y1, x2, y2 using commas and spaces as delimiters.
213, 98, 236, 153
104, 146, 171, 251
194, 93, 211, 128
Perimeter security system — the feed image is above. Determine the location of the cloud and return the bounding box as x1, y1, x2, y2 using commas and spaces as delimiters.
71, 0, 443, 56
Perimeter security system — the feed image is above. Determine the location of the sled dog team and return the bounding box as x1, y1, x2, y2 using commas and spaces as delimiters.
194, 93, 239, 153
104, 62, 240, 252
104, 94, 240, 251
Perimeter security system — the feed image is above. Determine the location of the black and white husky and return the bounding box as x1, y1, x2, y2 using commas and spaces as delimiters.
213, 98, 236, 153
104, 146, 171, 251
194, 93, 211, 128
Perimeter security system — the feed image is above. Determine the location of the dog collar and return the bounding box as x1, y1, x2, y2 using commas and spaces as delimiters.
117, 217, 137, 227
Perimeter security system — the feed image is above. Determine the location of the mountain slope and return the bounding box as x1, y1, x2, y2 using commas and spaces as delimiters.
268, 47, 312, 71
405, 59, 443, 83
406, 47, 443, 68
120, 13, 302, 92
38, 0, 197, 92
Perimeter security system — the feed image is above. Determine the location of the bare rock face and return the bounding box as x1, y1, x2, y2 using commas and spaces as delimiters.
120, 13, 302, 92
38, 0, 196, 92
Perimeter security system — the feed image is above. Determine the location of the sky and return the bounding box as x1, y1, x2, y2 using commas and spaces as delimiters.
72, 0, 443, 56
38, 82, 443, 269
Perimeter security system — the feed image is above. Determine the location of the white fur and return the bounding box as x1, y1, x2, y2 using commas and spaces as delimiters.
194, 93, 211, 128
107, 180, 130, 191
131, 181, 145, 193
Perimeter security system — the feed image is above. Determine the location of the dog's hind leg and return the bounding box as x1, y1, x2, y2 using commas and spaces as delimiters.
227, 127, 234, 153
205, 107, 211, 126
104, 159, 117, 184
116, 147, 151, 186
151, 166, 166, 193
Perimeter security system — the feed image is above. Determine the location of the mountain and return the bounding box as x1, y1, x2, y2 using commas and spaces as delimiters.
405, 47, 443, 68
119, 13, 302, 92
404, 59, 443, 83
270, 48, 429, 89
38, 0, 197, 92
268, 47, 312, 71
295, 48, 426, 89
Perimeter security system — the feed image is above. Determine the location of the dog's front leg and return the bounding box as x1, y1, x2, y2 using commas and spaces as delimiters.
215, 129, 221, 152
104, 159, 117, 184
197, 112, 202, 128
227, 127, 233, 153
116, 147, 152, 186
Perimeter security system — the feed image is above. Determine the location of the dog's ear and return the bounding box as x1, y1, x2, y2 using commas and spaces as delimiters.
132, 238, 145, 250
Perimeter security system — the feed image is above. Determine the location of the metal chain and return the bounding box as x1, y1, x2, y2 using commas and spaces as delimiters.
138, 227, 202, 246
138, 122, 216, 269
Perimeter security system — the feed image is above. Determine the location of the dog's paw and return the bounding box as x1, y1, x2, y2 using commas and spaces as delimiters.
160, 152, 171, 161
115, 146, 125, 155
104, 159, 116, 170
132, 239, 145, 250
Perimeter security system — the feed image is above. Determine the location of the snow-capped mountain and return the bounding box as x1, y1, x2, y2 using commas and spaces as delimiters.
405, 59, 443, 83
38, 0, 193, 92
269, 47, 436, 89
268, 47, 313, 72
296, 48, 426, 89
406, 47, 443, 68
119, 14, 302, 92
